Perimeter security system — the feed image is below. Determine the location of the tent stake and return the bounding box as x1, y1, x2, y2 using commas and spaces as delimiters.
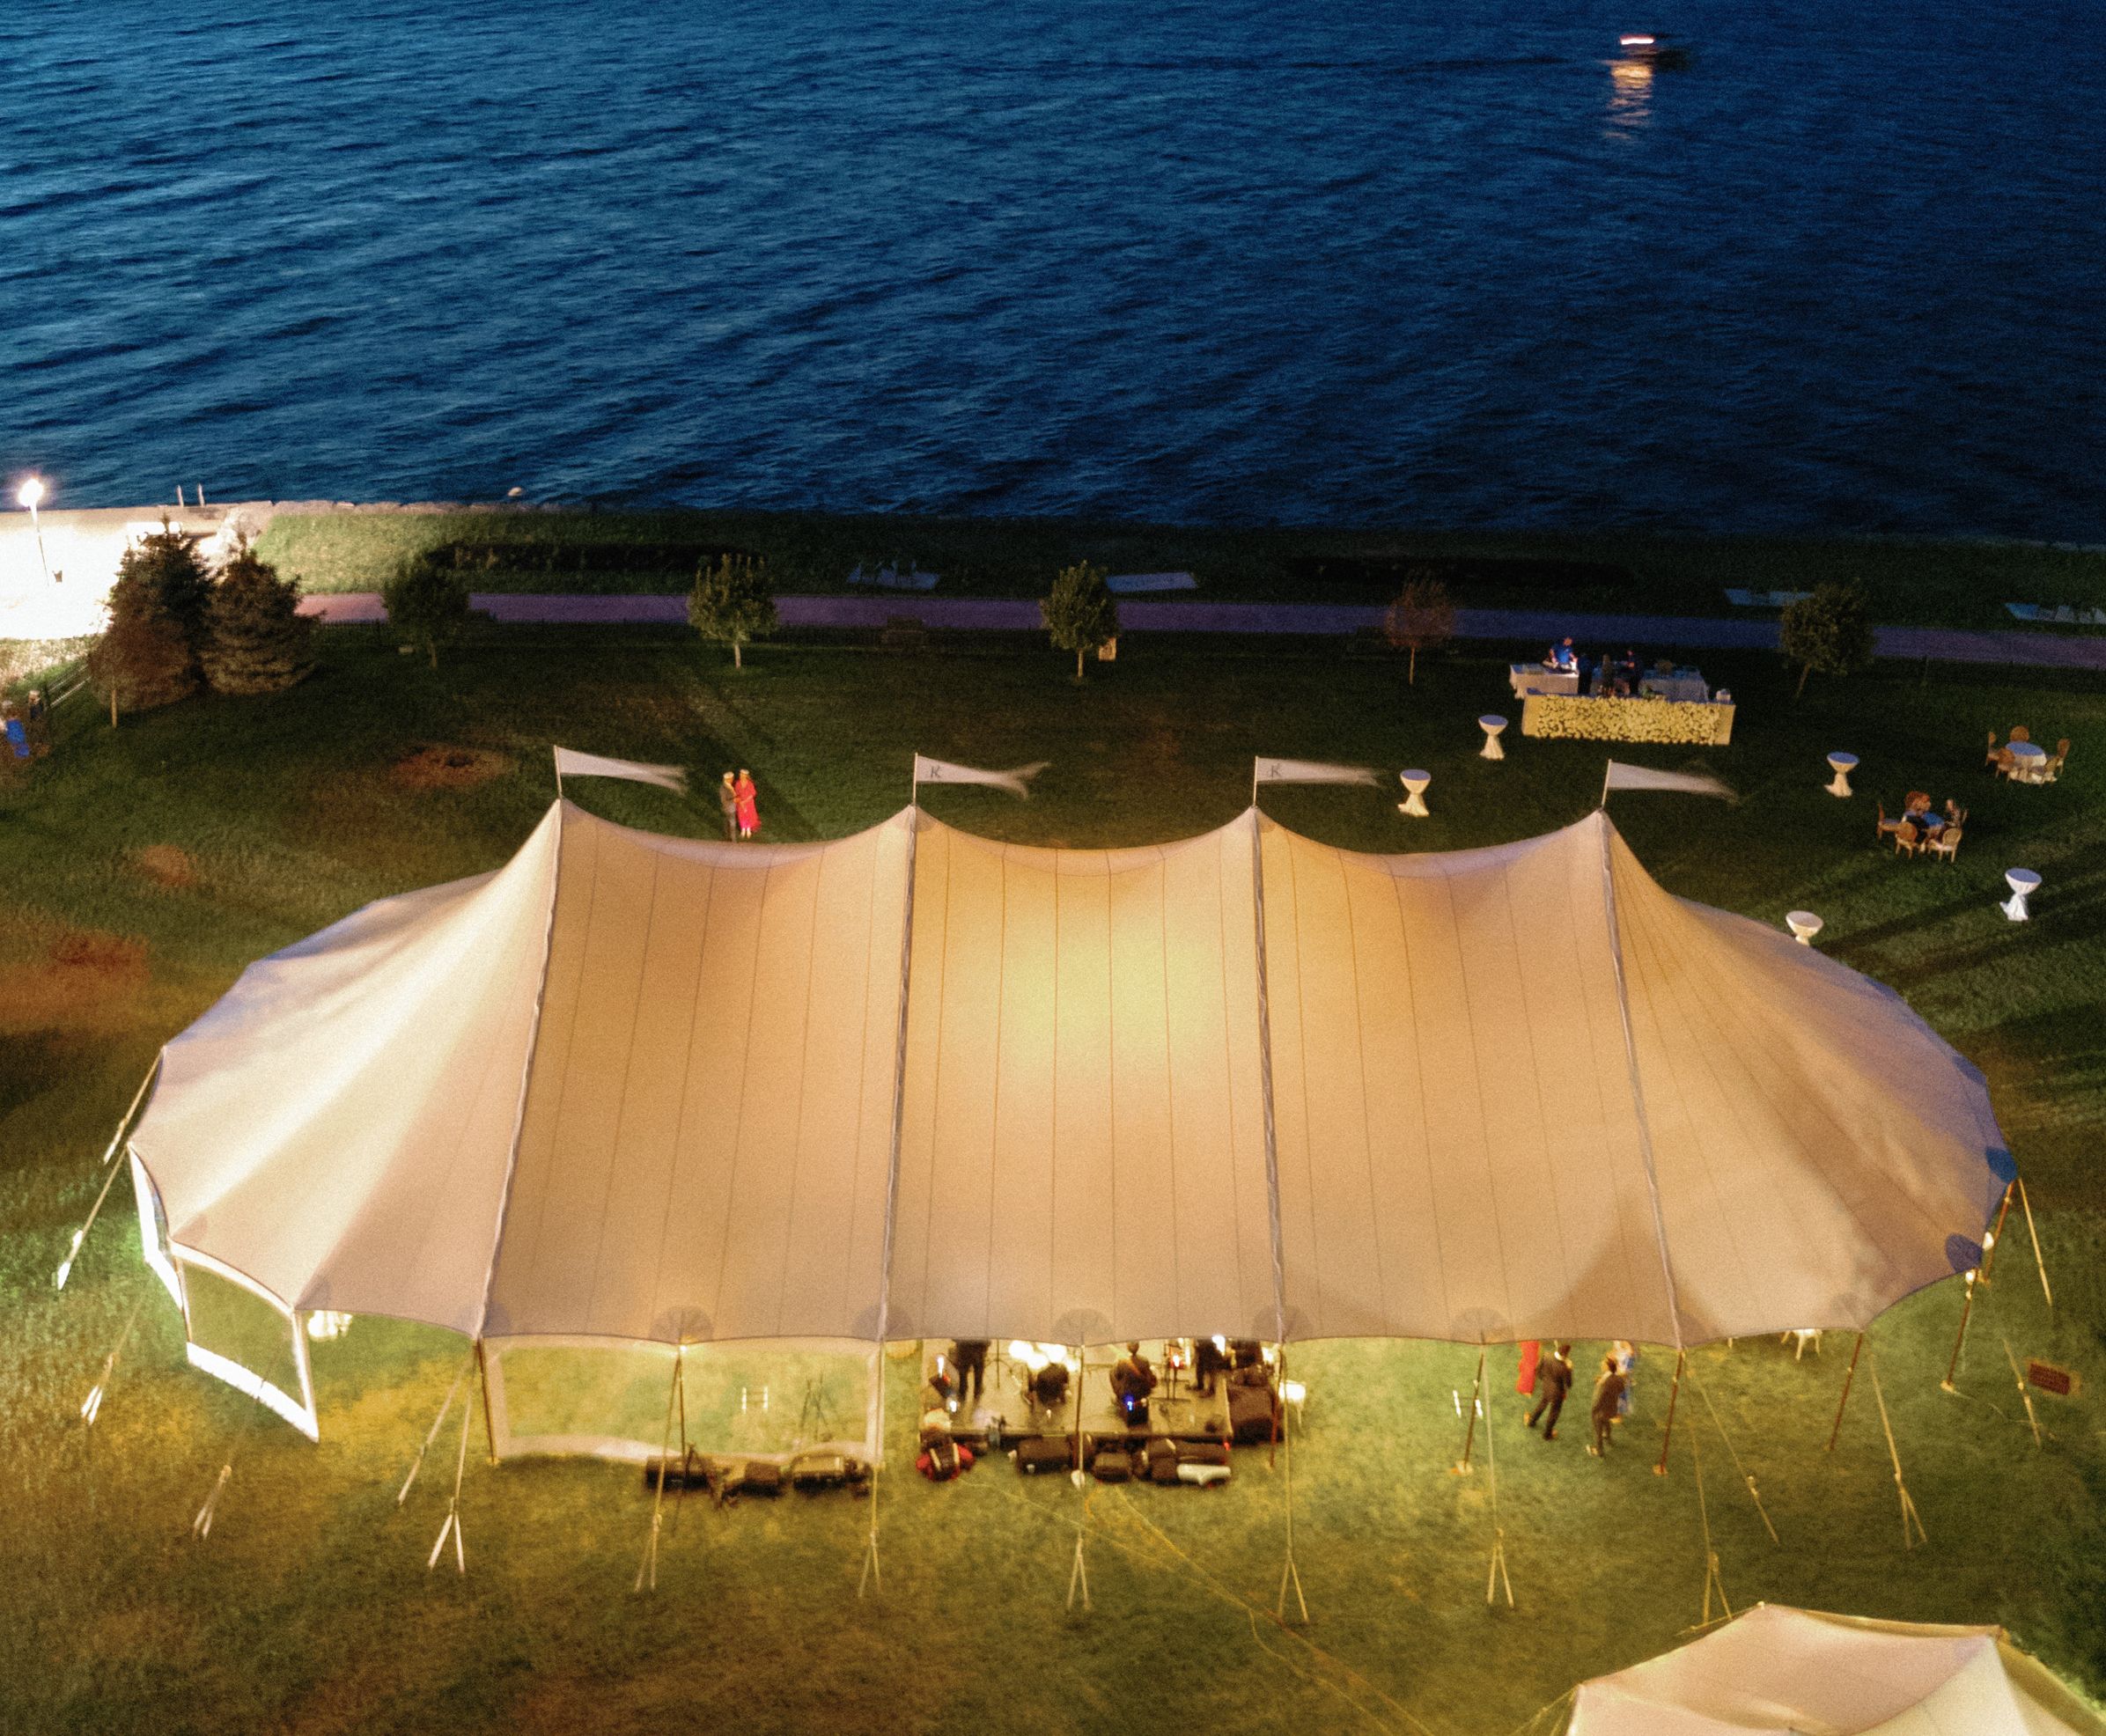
1825, 1333, 1864, 1453
1452, 1346, 1485, 1475
1868, 1357, 1926, 1549
53, 1154, 131, 1290
1065, 1524, 1092, 1614
1940, 1270, 1978, 1393
1653, 1350, 1686, 1476
1998, 1334, 2043, 1449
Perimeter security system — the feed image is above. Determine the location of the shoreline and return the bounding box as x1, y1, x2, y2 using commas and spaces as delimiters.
5, 500, 2106, 641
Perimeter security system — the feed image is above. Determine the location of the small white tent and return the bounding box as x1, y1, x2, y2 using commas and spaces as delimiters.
121, 800, 2010, 1450
1565, 1603, 2105, 1734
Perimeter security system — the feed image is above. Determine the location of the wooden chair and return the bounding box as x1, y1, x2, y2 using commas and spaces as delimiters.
1984, 729, 2001, 769
1929, 825, 1962, 863
1875, 802, 1902, 839
1905, 790, 1932, 813
1992, 747, 2017, 780
2010, 725, 2031, 744
1894, 820, 1922, 857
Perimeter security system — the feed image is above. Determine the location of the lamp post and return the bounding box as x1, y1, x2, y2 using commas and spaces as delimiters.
17, 477, 54, 584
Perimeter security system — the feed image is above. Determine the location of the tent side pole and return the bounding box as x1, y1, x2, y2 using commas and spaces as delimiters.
1825, 1332, 1864, 1453
1596, 816, 1690, 1470
862, 805, 921, 1600
2016, 1179, 2053, 1311
1940, 1270, 1979, 1392
476, 1342, 498, 1465
1977, 1182, 2015, 1283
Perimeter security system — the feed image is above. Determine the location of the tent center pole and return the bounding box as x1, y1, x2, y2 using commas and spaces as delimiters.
1483, 1343, 1513, 1608
1825, 1333, 1865, 1453
1653, 1349, 1686, 1476
1453, 1346, 1486, 1475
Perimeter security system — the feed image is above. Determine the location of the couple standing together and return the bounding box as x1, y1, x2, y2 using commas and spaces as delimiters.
1523, 1341, 1634, 1456
717, 770, 761, 840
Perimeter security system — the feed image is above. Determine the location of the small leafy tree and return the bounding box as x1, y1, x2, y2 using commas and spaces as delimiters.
383, 553, 473, 670
88, 575, 197, 725
1041, 561, 1118, 682
202, 544, 314, 695
1779, 581, 1875, 700
1383, 569, 1456, 685
687, 555, 777, 670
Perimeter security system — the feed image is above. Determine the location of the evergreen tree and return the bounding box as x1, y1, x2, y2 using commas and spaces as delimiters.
1779, 581, 1876, 700
382, 553, 473, 670
87, 573, 197, 725
1040, 561, 1118, 681
202, 545, 314, 695
113, 522, 211, 675
687, 555, 777, 669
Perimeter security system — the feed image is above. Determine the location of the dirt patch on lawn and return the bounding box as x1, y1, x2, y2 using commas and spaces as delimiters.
134, 844, 197, 890
0, 925, 151, 1035
389, 744, 510, 791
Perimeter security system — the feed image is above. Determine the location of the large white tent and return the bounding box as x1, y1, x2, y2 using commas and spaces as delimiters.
1565, 1603, 2105, 1734
121, 798, 2009, 1449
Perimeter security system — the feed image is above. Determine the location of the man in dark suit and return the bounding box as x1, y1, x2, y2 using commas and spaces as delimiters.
950, 1339, 988, 1409
1526, 1342, 1573, 1440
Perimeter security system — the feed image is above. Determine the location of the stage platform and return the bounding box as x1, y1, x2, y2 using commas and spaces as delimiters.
925, 1348, 1236, 1446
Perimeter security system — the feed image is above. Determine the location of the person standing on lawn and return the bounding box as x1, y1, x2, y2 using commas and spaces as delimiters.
1526, 1342, 1572, 1439
1589, 1354, 1628, 1456
718, 772, 739, 841
733, 769, 760, 839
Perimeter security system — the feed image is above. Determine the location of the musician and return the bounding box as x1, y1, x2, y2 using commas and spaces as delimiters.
1111, 1342, 1158, 1422
1031, 1358, 1070, 1412
1193, 1335, 1230, 1398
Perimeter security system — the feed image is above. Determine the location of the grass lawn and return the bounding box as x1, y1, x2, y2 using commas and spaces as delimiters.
3, 625, 2102, 1735
252, 508, 2106, 631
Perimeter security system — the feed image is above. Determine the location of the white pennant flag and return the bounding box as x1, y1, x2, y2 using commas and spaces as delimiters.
554, 747, 688, 795
1602, 760, 1734, 801
1254, 757, 1380, 787
913, 754, 1049, 798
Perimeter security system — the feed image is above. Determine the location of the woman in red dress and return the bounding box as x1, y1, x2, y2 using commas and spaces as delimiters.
733, 769, 760, 839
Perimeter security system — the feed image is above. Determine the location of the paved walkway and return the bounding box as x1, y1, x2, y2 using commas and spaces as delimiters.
296, 592, 2106, 671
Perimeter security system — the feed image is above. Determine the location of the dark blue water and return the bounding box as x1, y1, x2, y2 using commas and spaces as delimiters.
4, 1, 2102, 534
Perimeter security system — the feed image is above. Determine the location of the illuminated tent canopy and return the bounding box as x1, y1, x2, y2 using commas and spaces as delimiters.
123, 800, 2007, 1449
1564, 1603, 2105, 1734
